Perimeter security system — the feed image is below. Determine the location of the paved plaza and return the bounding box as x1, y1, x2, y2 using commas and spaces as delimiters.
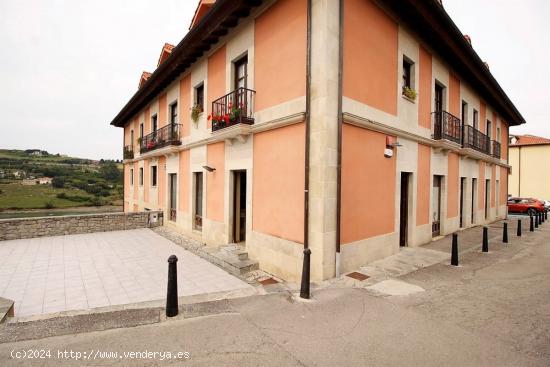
0, 229, 251, 317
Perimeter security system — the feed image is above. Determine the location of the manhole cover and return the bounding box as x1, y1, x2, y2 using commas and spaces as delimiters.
259, 277, 279, 285
346, 272, 369, 281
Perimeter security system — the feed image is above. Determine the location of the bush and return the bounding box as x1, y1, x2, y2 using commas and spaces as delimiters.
52, 177, 66, 188
88, 197, 103, 206
0, 189, 3, 195
56, 192, 68, 199
44, 201, 55, 209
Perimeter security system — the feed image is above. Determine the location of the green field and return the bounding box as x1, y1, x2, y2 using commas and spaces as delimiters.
0, 149, 123, 210
0, 183, 97, 209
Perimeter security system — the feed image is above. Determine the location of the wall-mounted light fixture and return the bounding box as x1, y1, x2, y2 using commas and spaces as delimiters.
384, 136, 401, 158
202, 165, 216, 172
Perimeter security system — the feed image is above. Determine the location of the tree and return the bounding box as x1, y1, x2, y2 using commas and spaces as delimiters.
52, 176, 66, 188
99, 162, 122, 183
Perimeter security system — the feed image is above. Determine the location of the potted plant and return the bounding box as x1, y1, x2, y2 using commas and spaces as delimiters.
402, 86, 417, 101
191, 104, 202, 124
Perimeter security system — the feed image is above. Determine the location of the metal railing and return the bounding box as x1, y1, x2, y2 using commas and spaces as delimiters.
123, 145, 134, 160
139, 123, 182, 154
432, 111, 462, 144
463, 125, 490, 154
492, 140, 501, 159
211, 87, 255, 132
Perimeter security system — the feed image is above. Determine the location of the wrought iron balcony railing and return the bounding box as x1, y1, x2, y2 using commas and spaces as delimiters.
123, 145, 134, 160
139, 123, 182, 154
211, 87, 255, 132
432, 111, 462, 144
463, 125, 490, 154
492, 140, 501, 159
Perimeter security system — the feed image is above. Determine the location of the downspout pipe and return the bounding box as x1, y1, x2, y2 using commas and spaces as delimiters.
335, 0, 344, 277
122, 133, 125, 213
304, 0, 312, 251
299, 0, 312, 299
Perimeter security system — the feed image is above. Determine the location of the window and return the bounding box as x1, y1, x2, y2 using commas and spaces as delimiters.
139, 123, 144, 138
461, 101, 468, 124
130, 168, 134, 186
139, 168, 143, 186
497, 127, 501, 142
486, 120, 492, 139
130, 130, 134, 145
234, 55, 248, 89
151, 114, 158, 132
170, 102, 178, 124
402, 57, 413, 90
194, 83, 204, 112
151, 166, 157, 187
473, 109, 479, 129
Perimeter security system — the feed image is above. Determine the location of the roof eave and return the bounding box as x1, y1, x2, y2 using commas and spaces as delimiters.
110, 0, 263, 128
379, 0, 525, 126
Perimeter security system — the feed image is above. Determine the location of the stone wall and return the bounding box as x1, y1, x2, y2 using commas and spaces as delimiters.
0, 211, 164, 241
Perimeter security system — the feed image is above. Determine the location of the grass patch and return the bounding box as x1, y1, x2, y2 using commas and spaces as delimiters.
0, 183, 96, 209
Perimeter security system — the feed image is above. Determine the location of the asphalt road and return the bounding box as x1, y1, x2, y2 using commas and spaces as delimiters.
0, 219, 549, 366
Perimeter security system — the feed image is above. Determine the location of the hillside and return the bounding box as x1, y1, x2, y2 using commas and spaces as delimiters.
0, 149, 123, 211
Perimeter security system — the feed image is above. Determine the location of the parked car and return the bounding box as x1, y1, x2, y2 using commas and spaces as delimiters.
507, 197, 545, 216
543, 200, 550, 211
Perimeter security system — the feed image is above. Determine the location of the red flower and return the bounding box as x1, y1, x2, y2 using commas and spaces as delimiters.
207, 114, 212, 121
224, 114, 230, 123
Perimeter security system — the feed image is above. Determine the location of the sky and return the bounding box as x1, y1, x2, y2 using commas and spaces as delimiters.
0, 0, 548, 160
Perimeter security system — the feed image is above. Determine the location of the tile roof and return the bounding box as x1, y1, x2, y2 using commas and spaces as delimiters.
138, 71, 152, 89
510, 134, 550, 146
157, 43, 175, 67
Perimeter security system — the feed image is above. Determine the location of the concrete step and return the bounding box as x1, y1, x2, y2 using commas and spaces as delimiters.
220, 244, 249, 261
0, 297, 14, 324
152, 227, 259, 277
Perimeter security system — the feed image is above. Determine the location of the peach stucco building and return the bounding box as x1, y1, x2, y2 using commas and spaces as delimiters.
111, 0, 525, 281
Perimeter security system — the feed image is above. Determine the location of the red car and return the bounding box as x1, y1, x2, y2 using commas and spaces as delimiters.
507, 197, 545, 216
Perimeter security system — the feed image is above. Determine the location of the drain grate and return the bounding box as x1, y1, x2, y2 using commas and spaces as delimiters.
259, 277, 279, 285
346, 272, 370, 281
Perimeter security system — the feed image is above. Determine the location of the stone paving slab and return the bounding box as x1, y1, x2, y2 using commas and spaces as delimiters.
0, 229, 252, 317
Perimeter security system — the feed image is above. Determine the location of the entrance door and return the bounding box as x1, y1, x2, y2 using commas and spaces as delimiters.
169, 174, 177, 222
432, 175, 442, 237
459, 177, 466, 228
496, 180, 499, 216
485, 179, 490, 219
471, 178, 477, 224
399, 172, 410, 247
194, 172, 203, 230
232, 171, 247, 243
434, 84, 444, 113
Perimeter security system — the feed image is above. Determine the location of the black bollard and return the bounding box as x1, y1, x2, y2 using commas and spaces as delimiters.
535, 213, 539, 228
451, 233, 459, 266
530, 215, 534, 232
299, 248, 311, 299
546, 210, 548, 221
482, 226, 489, 253
503, 222, 508, 244
541, 212, 545, 224
166, 255, 179, 317
517, 219, 522, 237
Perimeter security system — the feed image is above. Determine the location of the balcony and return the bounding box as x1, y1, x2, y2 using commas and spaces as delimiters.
211, 87, 255, 132
462, 125, 490, 155
123, 145, 134, 160
139, 123, 182, 154
492, 140, 501, 159
432, 111, 462, 145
